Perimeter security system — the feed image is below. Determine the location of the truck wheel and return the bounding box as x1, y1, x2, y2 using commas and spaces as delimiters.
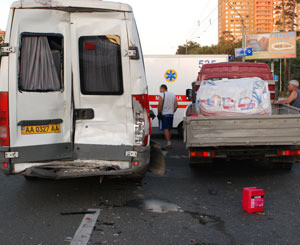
262, 158, 275, 169
177, 122, 183, 138
24, 176, 37, 181
189, 160, 211, 168
279, 162, 293, 170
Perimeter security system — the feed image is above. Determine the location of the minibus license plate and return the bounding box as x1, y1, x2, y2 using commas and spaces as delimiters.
21, 124, 61, 135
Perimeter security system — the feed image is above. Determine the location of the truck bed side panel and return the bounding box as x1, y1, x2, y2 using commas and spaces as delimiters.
184, 115, 300, 147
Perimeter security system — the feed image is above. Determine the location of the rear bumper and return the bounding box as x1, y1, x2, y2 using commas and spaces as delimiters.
1, 145, 150, 179
189, 146, 300, 161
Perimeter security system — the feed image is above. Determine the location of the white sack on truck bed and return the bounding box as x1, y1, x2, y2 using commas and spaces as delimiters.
196, 78, 272, 116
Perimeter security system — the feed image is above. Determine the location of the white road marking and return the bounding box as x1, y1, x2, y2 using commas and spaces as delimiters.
70, 209, 100, 245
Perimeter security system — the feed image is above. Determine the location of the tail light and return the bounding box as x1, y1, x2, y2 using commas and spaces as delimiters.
190, 151, 215, 158
268, 84, 275, 91
132, 94, 151, 146
0, 92, 10, 147
277, 150, 300, 156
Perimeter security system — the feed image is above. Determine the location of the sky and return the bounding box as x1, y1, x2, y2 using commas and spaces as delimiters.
0, 0, 218, 55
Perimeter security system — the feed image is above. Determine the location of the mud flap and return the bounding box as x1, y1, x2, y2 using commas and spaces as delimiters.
148, 140, 166, 176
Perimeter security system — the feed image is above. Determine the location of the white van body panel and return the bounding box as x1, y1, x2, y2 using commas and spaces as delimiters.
9, 9, 72, 147
145, 55, 229, 129
71, 12, 133, 146
12, 0, 132, 12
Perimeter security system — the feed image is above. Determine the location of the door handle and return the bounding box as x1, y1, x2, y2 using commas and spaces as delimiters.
75, 109, 94, 120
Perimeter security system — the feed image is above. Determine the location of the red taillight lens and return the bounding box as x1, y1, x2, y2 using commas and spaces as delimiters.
132, 94, 151, 146
277, 150, 300, 156
268, 85, 275, 91
0, 92, 10, 147
190, 151, 215, 158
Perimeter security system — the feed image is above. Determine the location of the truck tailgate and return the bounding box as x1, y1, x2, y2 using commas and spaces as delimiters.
184, 115, 300, 147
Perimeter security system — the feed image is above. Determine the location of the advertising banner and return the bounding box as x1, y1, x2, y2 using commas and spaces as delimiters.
245, 32, 296, 60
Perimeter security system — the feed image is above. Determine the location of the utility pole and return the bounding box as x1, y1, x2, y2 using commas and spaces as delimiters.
241, 19, 246, 62
186, 40, 188, 54
227, 1, 246, 62
282, 0, 287, 91
282, 0, 286, 31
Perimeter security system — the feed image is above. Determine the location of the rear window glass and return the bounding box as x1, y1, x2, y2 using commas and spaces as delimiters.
79, 35, 123, 95
19, 34, 63, 92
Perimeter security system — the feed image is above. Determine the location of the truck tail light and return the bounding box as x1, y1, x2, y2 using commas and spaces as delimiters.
190, 151, 215, 158
132, 94, 151, 146
277, 150, 300, 156
268, 84, 275, 91
0, 92, 10, 147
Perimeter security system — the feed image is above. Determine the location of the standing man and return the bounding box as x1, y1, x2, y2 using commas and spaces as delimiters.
158, 84, 178, 148
274, 80, 300, 108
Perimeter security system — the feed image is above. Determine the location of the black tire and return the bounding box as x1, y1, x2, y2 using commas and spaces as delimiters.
24, 175, 37, 181
279, 161, 293, 170
177, 122, 184, 138
264, 157, 294, 171
189, 159, 211, 168
261, 158, 275, 169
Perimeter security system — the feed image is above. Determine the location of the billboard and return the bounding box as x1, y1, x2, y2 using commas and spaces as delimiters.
245, 32, 296, 60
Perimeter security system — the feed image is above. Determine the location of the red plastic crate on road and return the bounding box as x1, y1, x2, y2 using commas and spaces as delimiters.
243, 187, 265, 213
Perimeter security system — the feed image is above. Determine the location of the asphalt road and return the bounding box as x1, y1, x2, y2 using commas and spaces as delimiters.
1, 135, 300, 245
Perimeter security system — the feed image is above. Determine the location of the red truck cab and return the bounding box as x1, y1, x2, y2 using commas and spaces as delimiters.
197, 62, 276, 100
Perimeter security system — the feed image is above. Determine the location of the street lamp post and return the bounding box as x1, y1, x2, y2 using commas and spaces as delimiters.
185, 36, 200, 55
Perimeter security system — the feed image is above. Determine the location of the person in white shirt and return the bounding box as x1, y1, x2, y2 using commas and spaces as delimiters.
158, 84, 178, 148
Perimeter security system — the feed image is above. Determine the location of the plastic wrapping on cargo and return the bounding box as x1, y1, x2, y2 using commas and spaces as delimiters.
196, 78, 272, 116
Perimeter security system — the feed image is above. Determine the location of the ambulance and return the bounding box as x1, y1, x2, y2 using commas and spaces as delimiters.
0, 0, 165, 180
144, 55, 228, 134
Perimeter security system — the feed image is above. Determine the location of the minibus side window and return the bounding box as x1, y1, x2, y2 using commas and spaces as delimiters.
19, 35, 63, 92
79, 35, 123, 95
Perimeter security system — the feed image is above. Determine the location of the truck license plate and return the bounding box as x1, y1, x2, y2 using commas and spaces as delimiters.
21, 124, 61, 135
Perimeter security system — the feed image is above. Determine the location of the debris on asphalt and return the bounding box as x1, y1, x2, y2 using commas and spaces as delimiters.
60, 211, 97, 215
102, 222, 115, 226
208, 188, 218, 195
64, 237, 72, 243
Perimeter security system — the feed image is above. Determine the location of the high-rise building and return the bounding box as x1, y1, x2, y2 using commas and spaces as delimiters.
218, 0, 255, 40
254, 0, 273, 33
218, 0, 300, 41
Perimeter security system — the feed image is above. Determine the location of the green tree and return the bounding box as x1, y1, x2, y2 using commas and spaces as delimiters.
176, 37, 242, 61
274, 0, 300, 31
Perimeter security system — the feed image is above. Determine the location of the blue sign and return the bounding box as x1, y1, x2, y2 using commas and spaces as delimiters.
229, 55, 235, 61
274, 75, 279, 81
245, 48, 253, 56
235, 48, 253, 58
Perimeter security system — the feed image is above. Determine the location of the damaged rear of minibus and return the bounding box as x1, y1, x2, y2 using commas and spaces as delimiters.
0, 0, 165, 180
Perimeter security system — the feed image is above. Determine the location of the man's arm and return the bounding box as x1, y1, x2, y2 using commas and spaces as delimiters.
174, 97, 178, 113
274, 91, 298, 104
158, 96, 163, 113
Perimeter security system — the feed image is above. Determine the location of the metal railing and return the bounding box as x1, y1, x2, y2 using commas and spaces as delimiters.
272, 104, 300, 115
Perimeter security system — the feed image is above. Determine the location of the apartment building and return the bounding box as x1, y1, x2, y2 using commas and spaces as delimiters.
219, 0, 299, 41
0, 30, 5, 44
